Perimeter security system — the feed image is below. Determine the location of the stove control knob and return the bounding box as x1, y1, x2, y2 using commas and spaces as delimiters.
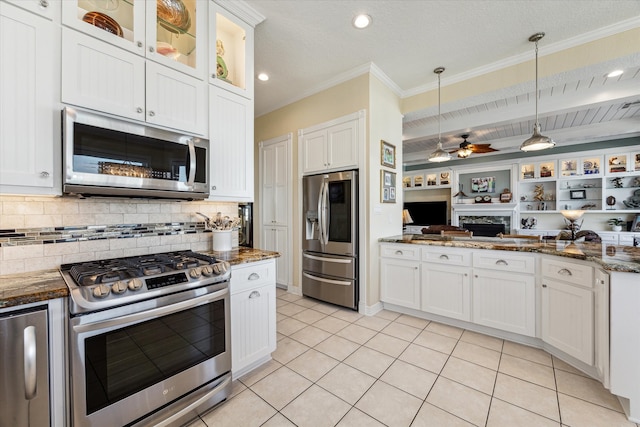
128, 278, 143, 291
189, 268, 201, 279
93, 284, 111, 299
112, 281, 128, 294
213, 262, 229, 275
201, 265, 214, 276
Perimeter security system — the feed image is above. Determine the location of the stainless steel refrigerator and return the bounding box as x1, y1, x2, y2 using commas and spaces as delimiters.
302, 170, 358, 310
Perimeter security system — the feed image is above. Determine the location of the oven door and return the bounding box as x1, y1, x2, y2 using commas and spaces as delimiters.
69, 284, 230, 427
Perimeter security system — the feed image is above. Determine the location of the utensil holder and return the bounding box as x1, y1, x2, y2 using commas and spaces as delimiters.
212, 230, 232, 251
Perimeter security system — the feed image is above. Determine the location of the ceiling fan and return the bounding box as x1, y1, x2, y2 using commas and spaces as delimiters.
449, 134, 498, 158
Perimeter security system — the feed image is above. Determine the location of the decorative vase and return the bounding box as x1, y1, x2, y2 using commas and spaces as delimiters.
612, 225, 622, 232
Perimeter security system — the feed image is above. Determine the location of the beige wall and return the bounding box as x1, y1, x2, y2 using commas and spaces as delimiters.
401, 28, 640, 114
254, 75, 370, 299
254, 73, 404, 309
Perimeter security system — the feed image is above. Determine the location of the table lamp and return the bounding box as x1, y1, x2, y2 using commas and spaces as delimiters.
560, 210, 585, 241
402, 209, 414, 232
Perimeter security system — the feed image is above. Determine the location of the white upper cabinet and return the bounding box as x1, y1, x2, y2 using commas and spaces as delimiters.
62, 28, 207, 135
5, 0, 58, 19
559, 155, 603, 178
208, 85, 254, 201
301, 115, 360, 175
0, 2, 60, 194
62, 0, 207, 79
208, 1, 254, 99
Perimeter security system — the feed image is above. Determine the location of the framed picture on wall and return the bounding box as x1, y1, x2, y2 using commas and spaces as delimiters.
381, 170, 396, 203
380, 140, 396, 169
471, 176, 495, 193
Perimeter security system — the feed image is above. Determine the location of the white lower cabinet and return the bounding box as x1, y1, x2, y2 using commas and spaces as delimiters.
473, 269, 536, 336
230, 260, 276, 377
380, 244, 421, 310
262, 226, 288, 287
421, 247, 471, 321
541, 257, 594, 365
472, 251, 536, 337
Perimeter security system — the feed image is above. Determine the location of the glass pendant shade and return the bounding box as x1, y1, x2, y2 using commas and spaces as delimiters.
428, 67, 451, 162
520, 32, 556, 152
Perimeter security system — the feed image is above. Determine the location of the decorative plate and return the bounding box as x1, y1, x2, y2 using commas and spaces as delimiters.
157, 0, 191, 34
583, 161, 593, 169
82, 11, 123, 37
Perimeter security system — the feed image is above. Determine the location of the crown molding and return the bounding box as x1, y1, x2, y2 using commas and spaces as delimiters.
213, 0, 265, 27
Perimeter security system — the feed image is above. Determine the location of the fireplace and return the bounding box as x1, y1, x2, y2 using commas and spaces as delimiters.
463, 223, 506, 237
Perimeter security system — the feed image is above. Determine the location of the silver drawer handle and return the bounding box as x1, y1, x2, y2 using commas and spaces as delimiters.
439, 254, 449, 260
249, 290, 260, 299
24, 326, 37, 400
248, 272, 260, 280
495, 259, 508, 266
395, 250, 403, 255
558, 268, 572, 276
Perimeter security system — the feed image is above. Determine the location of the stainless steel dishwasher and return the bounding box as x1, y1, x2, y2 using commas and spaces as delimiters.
0, 306, 50, 427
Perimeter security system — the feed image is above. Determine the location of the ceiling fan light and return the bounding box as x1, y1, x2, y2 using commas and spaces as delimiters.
428, 141, 451, 162
457, 147, 472, 158
520, 123, 556, 151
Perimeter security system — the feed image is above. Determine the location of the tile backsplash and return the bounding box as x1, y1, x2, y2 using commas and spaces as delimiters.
0, 196, 238, 275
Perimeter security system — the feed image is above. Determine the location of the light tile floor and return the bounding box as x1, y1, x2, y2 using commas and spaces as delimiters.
186, 289, 638, 427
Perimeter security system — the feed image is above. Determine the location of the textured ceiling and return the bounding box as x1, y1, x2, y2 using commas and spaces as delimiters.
245, 0, 640, 161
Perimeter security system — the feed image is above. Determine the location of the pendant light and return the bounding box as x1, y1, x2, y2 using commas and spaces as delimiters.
428, 67, 452, 162
520, 32, 556, 152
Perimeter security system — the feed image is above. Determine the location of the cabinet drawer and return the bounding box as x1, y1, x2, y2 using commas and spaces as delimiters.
598, 233, 619, 244
541, 257, 594, 288
231, 261, 276, 294
618, 234, 640, 246
380, 244, 420, 261
473, 251, 535, 274
422, 247, 471, 266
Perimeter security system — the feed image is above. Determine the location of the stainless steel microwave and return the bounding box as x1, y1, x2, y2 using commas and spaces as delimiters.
62, 107, 209, 200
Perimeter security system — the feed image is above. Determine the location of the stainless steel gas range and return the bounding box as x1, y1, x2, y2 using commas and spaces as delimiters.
60, 251, 232, 427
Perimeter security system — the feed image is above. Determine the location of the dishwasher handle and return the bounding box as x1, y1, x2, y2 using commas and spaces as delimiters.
23, 325, 37, 400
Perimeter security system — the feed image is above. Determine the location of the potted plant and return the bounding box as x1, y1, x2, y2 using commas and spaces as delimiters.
607, 217, 625, 232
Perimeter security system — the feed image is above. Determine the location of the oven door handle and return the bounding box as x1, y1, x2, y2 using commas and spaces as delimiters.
153, 375, 231, 427
73, 287, 228, 333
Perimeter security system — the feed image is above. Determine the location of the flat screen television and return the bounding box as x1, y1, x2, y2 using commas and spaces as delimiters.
403, 201, 448, 226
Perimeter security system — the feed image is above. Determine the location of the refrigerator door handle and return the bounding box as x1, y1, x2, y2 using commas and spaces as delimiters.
303, 272, 351, 286
316, 181, 324, 243
323, 181, 330, 245
303, 253, 352, 264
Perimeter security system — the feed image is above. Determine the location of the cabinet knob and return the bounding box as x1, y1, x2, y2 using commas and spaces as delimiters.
40, 171, 49, 178
137, 41, 143, 48
39, 0, 49, 8
212, 73, 217, 79
249, 290, 261, 299
474, 275, 478, 278
211, 185, 217, 190
464, 273, 468, 277
149, 46, 155, 53
136, 107, 143, 113
148, 111, 155, 117
542, 284, 547, 288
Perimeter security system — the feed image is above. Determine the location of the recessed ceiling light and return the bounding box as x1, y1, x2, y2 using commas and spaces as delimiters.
257, 73, 269, 81
607, 69, 623, 78
352, 14, 371, 29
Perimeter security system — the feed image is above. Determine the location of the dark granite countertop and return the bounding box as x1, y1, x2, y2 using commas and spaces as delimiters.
0, 269, 68, 309
380, 234, 640, 274
200, 247, 280, 265
0, 248, 279, 310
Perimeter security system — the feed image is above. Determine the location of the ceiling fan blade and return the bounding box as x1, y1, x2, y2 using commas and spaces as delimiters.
469, 144, 499, 153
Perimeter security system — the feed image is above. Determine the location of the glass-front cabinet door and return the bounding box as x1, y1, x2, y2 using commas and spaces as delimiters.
520, 160, 556, 180
559, 155, 602, 177
63, 0, 145, 55
147, 0, 207, 79
62, 0, 206, 78
209, 1, 254, 98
